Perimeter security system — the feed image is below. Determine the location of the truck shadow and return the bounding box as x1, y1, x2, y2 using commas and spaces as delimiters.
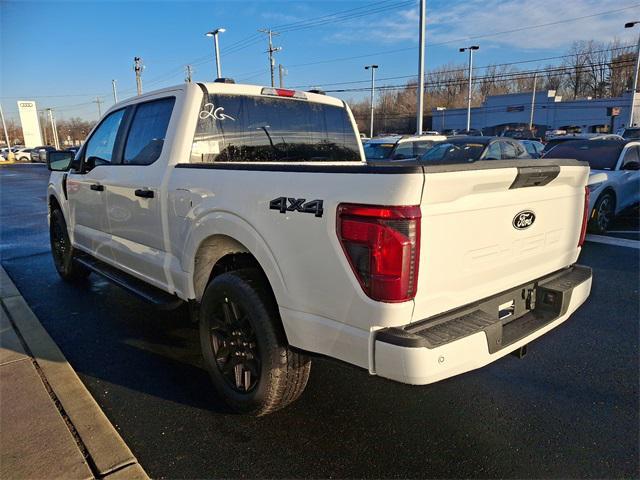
2, 247, 638, 479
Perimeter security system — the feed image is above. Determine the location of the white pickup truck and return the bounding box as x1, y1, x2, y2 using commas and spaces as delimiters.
47, 81, 593, 416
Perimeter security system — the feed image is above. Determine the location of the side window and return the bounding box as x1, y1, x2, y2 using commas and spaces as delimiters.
622, 146, 639, 167
484, 142, 501, 160
501, 141, 518, 159
123, 97, 175, 166
84, 109, 125, 168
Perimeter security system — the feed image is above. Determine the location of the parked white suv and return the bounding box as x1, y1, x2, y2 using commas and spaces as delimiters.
545, 139, 640, 232
47, 82, 593, 415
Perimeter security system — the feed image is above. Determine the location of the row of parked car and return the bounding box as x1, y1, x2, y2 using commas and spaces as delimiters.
363, 132, 639, 234
1, 145, 81, 163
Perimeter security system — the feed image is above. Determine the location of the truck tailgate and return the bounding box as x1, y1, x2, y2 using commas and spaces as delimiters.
412, 161, 589, 322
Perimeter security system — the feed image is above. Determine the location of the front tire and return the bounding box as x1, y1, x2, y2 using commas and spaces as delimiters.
589, 192, 615, 234
49, 209, 90, 281
199, 268, 311, 416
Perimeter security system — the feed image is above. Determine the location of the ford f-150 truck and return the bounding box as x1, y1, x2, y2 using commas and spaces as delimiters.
47, 81, 593, 416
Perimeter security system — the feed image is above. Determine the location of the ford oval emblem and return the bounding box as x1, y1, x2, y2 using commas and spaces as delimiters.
513, 210, 535, 230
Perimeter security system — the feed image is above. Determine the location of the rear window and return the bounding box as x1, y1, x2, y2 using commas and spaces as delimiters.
391, 140, 436, 160
420, 141, 486, 164
546, 140, 623, 170
190, 94, 361, 163
364, 142, 396, 160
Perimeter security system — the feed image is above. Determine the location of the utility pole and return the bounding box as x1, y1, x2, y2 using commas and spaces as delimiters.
46, 108, 60, 150
0, 104, 14, 160
185, 65, 193, 83
278, 64, 287, 88
529, 72, 538, 131
93, 97, 103, 119
416, 0, 426, 135
112, 79, 118, 104
259, 29, 281, 87
460, 45, 480, 131
39, 111, 48, 145
134, 56, 143, 96
365, 65, 378, 138
625, 21, 640, 127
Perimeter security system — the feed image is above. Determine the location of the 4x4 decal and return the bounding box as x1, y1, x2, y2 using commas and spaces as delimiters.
269, 197, 324, 218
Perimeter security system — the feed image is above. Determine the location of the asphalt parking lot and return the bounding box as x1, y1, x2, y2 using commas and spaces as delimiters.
1, 163, 638, 479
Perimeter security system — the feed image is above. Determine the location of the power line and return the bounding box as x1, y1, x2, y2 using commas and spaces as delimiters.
323, 59, 636, 93
290, 44, 636, 89
285, 5, 640, 70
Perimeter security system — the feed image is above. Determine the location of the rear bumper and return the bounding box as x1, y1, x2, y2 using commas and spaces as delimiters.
373, 264, 592, 385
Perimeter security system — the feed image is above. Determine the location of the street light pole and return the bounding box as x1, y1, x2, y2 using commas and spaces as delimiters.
529, 72, 538, 131
112, 79, 118, 104
416, 0, 426, 135
460, 45, 479, 131
47, 108, 60, 150
0, 104, 14, 160
205, 28, 226, 79
365, 65, 378, 138
625, 21, 640, 127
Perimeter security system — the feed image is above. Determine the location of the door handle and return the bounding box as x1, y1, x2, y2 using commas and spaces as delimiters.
90, 184, 104, 191
135, 189, 154, 198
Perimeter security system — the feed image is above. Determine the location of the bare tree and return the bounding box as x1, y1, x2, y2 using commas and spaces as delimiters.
562, 41, 591, 99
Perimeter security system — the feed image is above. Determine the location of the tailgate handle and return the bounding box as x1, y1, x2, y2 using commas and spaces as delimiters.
90, 184, 104, 192
510, 166, 560, 189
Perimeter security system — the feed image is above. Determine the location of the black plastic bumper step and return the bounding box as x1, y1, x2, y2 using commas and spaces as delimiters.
376, 265, 592, 353
75, 254, 183, 310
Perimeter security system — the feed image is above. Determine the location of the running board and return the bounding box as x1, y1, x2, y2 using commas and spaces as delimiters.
75, 255, 184, 310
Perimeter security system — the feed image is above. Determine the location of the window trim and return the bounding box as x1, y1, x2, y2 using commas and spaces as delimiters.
119, 96, 176, 167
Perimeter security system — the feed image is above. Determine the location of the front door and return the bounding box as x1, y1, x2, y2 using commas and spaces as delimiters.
67, 108, 125, 260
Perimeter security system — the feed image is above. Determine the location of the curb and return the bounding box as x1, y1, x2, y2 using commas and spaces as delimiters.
0, 266, 149, 480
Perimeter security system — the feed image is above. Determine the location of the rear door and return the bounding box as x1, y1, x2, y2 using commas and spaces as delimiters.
617, 145, 640, 210
103, 96, 176, 287
412, 161, 589, 321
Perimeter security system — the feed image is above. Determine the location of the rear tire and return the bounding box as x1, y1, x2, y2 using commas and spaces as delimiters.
588, 192, 615, 234
49, 209, 90, 281
199, 268, 311, 416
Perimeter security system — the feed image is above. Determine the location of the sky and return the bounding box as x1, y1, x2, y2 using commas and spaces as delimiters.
2, 0, 640, 122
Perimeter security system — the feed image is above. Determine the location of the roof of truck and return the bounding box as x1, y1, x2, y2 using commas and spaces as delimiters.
105, 82, 346, 117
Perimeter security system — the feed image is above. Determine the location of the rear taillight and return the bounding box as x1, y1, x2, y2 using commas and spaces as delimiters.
578, 186, 590, 247
337, 204, 421, 303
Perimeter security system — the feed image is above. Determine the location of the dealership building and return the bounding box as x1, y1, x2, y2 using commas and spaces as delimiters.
432, 90, 639, 136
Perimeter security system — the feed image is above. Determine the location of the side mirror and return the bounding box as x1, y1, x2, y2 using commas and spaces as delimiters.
622, 161, 640, 171
47, 151, 74, 172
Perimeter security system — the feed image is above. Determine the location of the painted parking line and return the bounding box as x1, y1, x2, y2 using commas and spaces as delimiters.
586, 234, 640, 249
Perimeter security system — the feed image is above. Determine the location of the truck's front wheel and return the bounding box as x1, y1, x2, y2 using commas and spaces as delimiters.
199, 268, 311, 416
50, 209, 90, 281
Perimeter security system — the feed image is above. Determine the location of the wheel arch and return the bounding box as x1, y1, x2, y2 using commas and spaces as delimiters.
49, 193, 62, 213
594, 187, 617, 214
